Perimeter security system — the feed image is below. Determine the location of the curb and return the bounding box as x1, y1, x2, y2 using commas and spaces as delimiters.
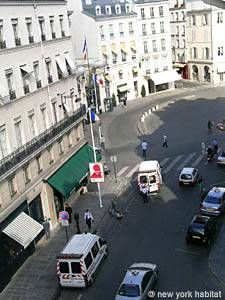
208, 259, 225, 288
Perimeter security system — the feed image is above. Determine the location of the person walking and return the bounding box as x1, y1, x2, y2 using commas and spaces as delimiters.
201, 142, 206, 155
42, 218, 51, 240
141, 140, 148, 160
84, 209, 94, 231
163, 134, 168, 148
65, 203, 73, 224
208, 120, 213, 132
140, 185, 149, 203
100, 134, 105, 151
74, 212, 81, 234
197, 176, 204, 195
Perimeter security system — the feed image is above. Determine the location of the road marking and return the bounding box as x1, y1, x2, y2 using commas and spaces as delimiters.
176, 153, 196, 170
117, 166, 129, 177
175, 248, 200, 256
160, 157, 170, 167
77, 295, 82, 300
192, 154, 204, 167
163, 155, 184, 174
126, 164, 140, 178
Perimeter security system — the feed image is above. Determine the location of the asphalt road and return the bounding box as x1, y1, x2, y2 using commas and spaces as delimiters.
61, 85, 225, 300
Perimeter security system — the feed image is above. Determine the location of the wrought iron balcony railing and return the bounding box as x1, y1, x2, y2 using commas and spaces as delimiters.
0, 105, 86, 177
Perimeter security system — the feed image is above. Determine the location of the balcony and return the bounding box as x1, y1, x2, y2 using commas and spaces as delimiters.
61, 31, 65, 37
29, 36, 34, 44
132, 54, 136, 60
152, 30, 156, 34
48, 75, 53, 84
112, 59, 117, 64
0, 40, 6, 49
52, 32, 56, 39
129, 30, 134, 35
0, 105, 86, 178
36, 80, 42, 89
15, 37, 21, 46
141, 14, 146, 19
100, 34, 105, 40
9, 90, 16, 100
41, 34, 46, 41
122, 57, 126, 62
23, 85, 30, 94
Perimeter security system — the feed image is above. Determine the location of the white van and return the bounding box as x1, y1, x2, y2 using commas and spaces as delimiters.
137, 160, 162, 193
57, 233, 107, 288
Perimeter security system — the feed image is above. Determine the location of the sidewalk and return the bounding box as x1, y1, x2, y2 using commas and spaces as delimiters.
0, 176, 129, 300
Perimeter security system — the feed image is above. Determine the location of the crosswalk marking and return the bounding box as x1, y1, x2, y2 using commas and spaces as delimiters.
176, 153, 196, 171
125, 164, 140, 178
117, 166, 129, 177
192, 154, 204, 167
160, 157, 170, 167
163, 155, 184, 174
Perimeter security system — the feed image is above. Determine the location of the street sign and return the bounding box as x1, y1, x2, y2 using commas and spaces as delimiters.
61, 220, 69, 227
89, 162, 104, 183
59, 211, 69, 221
110, 155, 117, 163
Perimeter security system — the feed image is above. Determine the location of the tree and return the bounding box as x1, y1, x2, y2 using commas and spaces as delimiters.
112, 92, 117, 106
141, 85, 146, 98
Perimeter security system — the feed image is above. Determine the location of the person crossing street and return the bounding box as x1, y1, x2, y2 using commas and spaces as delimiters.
163, 134, 168, 148
141, 140, 148, 160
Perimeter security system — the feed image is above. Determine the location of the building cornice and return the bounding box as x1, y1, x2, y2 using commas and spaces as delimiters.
0, 0, 66, 6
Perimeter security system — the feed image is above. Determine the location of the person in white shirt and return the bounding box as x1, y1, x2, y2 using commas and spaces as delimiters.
163, 134, 168, 148
141, 140, 148, 159
84, 209, 94, 231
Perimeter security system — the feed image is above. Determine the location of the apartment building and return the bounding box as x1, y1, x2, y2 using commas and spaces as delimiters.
0, 0, 95, 291
169, 0, 188, 79
187, 0, 225, 84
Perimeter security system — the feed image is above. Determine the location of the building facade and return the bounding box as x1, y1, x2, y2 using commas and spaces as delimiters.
186, 0, 225, 84
0, 0, 95, 291
169, 0, 188, 79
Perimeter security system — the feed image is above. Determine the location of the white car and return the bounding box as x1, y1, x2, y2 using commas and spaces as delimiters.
115, 263, 158, 300
217, 152, 225, 165
179, 167, 199, 186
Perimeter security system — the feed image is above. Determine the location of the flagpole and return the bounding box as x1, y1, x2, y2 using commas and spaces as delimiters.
88, 108, 103, 208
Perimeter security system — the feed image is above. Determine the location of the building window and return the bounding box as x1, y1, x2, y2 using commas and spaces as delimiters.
23, 165, 31, 184
119, 23, 124, 37
0, 19, 6, 49
20, 67, 30, 95
152, 40, 157, 52
142, 24, 147, 35
176, 26, 179, 35
141, 8, 145, 19
0, 126, 8, 158
59, 15, 65, 37
52, 101, 58, 123
112, 53, 117, 64
115, 5, 120, 14
99, 25, 104, 40
8, 175, 17, 196
159, 6, 163, 17
67, 132, 72, 148
182, 11, 185, 21
183, 39, 186, 48
109, 24, 114, 39
49, 16, 56, 39
160, 21, 164, 33
191, 15, 196, 26
161, 39, 166, 51
182, 25, 185, 36
143, 41, 148, 54
48, 147, 54, 164
217, 12, 223, 23
28, 113, 36, 138
151, 23, 156, 34
121, 50, 126, 62
193, 47, 198, 59
202, 14, 208, 25
26, 18, 34, 43
176, 39, 180, 48
129, 22, 133, 34
38, 17, 45, 41
40, 106, 47, 130
33, 61, 41, 88
220, 73, 224, 82
36, 155, 42, 173
14, 120, 23, 147
11, 18, 21, 46
218, 47, 224, 56
5, 69, 16, 100
118, 70, 123, 79
204, 47, 210, 59
58, 139, 64, 155
176, 12, 179, 21
45, 59, 53, 83
150, 7, 154, 18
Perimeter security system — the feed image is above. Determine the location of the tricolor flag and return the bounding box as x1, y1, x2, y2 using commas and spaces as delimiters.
82, 38, 88, 60
93, 74, 104, 86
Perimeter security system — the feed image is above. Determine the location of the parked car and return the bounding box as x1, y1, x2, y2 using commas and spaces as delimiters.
200, 187, 225, 216
179, 167, 199, 186
186, 215, 217, 246
115, 263, 158, 300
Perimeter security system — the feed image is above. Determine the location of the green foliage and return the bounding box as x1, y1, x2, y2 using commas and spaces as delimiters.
141, 85, 146, 98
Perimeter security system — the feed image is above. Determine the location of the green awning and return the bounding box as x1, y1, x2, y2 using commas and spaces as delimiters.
47, 143, 101, 199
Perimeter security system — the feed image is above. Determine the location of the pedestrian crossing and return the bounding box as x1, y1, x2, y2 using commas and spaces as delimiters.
116, 152, 208, 179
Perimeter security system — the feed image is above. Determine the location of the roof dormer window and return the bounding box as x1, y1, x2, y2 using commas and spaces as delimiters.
105, 5, 111, 15
115, 4, 121, 15
126, 4, 131, 13
96, 6, 101, 16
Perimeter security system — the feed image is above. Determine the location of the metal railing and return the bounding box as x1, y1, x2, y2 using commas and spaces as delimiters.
0, 105, 86, 177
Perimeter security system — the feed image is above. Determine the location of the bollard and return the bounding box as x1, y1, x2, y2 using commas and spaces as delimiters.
156, 104, 159, 110
148, 109, 152, 114
152, 107, 155, 112
145, 111, 148, 117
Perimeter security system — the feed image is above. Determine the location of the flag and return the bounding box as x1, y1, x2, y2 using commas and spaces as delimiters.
93, 74, 104, 86
82, 38, 87, 60
91, 110, 100, 122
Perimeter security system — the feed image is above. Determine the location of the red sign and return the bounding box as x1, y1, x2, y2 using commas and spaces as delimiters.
89, 163, 104, 183
59, 211, 69, 221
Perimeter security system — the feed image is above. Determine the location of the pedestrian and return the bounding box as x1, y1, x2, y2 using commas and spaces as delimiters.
74, 212, 81, 234
141, 140, 148, 160
201, 142, 206, 155
197, 176, 204, 195
208, 120, 213, 131
42, 217, 51, 240
65, 203, 72, 224
212, 138, 218, 154
100, 134, 105, 151
163, 134, 168, 148
84, 209, 94, 231
140, 185, 149, 203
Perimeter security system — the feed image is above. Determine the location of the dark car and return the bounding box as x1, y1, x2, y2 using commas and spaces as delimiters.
186, 215, 217, 246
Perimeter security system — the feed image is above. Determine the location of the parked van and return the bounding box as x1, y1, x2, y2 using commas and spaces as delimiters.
137, 160, 162, 193
57, 233, 107, 288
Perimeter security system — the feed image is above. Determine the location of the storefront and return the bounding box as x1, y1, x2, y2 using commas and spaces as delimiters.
117, 84, 128, 103
147, 69, 181, 93
173, 63, 188, 79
